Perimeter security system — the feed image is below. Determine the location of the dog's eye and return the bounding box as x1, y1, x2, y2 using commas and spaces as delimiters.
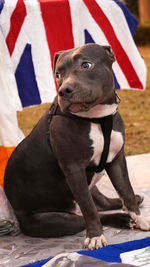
56, 72, 61, 79
81, 62, 92, 69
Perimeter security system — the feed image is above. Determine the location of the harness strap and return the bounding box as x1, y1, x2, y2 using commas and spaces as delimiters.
49, 101, 113, 173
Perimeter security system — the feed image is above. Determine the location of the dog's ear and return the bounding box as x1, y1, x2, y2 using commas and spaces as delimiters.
53, 51, 63, 73
103, 46, 115, 63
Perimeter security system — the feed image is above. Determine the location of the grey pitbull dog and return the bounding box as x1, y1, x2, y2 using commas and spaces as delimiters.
4, 44, 150, 250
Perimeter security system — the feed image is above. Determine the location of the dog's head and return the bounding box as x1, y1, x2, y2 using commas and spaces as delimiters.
54, 43, 116, 113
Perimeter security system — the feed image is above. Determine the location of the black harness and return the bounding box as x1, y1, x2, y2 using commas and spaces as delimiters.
48, 101, 114, 173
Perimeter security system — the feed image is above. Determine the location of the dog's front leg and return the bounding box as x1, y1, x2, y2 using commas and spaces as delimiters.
60, 164, 107, 250
106, 149, 150, 231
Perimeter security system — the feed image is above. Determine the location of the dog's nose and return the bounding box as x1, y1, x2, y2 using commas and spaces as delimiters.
58, 85, 73, 98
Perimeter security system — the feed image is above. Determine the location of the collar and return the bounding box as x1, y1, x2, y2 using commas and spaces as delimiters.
70, 103, 118, 119
49, 103, 114, 124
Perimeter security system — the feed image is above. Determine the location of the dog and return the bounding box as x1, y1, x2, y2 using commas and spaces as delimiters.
4, 44, 150, 250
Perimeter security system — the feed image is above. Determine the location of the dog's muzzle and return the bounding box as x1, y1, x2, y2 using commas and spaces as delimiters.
58, 85, 73, 98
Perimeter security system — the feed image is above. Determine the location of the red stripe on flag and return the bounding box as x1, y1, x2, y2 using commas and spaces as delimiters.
83, 0, 143, 89
38, 0, 74, 71
6, 0, 27, 56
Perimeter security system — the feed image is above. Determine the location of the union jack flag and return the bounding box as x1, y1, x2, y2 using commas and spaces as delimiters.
0, 0, 147, 186
0, 0, 147, 108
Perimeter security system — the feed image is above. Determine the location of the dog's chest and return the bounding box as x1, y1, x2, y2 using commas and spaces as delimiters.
89, 122, 123, 166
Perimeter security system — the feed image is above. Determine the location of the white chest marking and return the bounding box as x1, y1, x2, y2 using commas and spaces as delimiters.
89, 123, 124, 166
90, 123, 104, 166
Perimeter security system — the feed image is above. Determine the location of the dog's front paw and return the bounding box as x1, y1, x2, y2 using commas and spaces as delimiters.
130, 213, 150, 231
83, 234, 107, 250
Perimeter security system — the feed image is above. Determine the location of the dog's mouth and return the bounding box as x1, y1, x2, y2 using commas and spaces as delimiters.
68, 102, 91, 113
58, 95, 97, 113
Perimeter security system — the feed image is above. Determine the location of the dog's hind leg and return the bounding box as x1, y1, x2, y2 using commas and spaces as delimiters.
16, 211, 85, 238
100, 212, 134, 229
91, 185, 122, 211
16, 210, 135, 248
91, 185, 143, 211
